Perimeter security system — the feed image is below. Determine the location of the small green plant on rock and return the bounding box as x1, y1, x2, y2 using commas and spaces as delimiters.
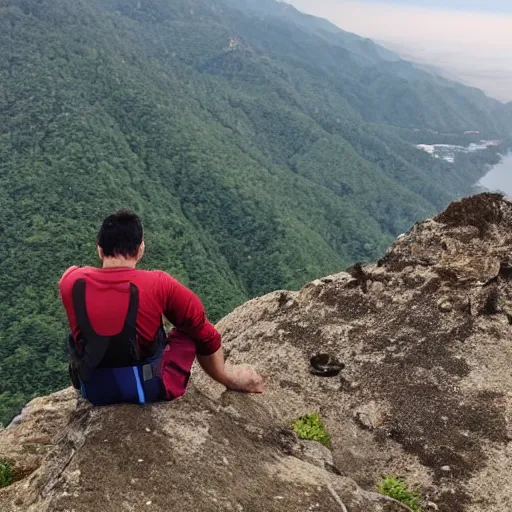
378, 476, 422, 511
0, 459, 14, 488
292, 412, 330, 447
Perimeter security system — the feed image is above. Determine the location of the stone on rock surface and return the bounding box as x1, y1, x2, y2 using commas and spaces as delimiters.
437, 297, 453, 312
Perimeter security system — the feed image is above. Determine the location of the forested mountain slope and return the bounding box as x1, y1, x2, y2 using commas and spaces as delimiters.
0, 0, 510, 424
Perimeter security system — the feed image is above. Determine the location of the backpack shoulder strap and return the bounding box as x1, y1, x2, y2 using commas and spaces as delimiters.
70, 278, 110, 380
71, 278, 95, 339
120, 283, 139, 336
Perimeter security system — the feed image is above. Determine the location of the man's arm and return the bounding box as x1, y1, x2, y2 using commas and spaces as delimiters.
159, 271, 221, 355
159, 272, 264, 393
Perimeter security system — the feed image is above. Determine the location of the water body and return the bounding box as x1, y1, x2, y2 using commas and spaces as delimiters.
478, 153, 512, 196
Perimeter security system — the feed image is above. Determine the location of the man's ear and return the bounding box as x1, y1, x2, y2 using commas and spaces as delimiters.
97, 245, 104, 261
137, 241, 145, 261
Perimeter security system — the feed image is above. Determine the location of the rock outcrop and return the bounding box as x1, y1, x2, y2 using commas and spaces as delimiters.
2, 193, 512, 511
0, 390, 403, 512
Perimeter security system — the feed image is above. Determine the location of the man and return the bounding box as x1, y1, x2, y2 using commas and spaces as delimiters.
59, 209, 264, 404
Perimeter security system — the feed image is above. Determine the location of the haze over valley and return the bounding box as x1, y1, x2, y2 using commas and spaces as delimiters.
288, 0, 512, 103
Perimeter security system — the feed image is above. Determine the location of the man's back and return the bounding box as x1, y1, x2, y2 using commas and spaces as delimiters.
59, 266, 221, 358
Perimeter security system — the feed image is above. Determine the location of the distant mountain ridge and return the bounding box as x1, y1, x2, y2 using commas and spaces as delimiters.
376, 36, 512, 104
224, 0, 402, 63
223, 0, 511, 132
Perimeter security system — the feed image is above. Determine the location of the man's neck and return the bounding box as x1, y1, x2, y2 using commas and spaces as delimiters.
102, 257, 138, 269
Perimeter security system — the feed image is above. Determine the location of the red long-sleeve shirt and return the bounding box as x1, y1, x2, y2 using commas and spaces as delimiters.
59, 266, 221, 356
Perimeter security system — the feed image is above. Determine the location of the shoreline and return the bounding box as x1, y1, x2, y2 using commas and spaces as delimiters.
476, 151, 512, 195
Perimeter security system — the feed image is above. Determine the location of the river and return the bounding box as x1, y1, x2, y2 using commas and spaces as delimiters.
478, 153, 512, 195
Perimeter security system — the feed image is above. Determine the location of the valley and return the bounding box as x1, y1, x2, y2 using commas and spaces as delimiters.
0, 0, 511, 426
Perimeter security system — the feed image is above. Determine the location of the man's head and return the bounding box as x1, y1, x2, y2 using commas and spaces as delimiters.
97, 209, 144, 263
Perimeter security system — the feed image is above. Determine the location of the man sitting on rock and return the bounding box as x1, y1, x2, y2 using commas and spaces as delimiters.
59, 209, 264, 405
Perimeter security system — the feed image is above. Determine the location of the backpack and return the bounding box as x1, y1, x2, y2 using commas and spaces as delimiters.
67, 279, 165, 405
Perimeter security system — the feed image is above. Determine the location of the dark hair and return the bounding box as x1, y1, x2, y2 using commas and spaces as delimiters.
97, 209, 143, 258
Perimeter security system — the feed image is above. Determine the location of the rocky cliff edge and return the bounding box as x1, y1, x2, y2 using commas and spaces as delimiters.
2, 193, 512, 512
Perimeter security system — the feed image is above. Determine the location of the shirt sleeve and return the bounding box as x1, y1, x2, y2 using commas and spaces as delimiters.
58, 266, 80, 337
59, 266, 79, 295
158, 272, 222, 356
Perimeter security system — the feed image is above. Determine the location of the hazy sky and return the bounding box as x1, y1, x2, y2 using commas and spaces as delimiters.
287, 0, 512, 102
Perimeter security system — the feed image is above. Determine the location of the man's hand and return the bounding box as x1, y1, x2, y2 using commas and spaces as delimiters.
225, 365, 265, 393
197, 349, 265, 393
